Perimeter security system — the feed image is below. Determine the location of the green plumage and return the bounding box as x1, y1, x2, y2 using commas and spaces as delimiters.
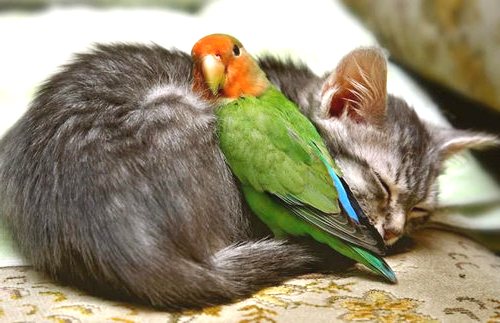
216, 86, 396, 283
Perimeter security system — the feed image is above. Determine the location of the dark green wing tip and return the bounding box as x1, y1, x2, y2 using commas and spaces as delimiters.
372, 258, 398, 284
384, 268, 398, 284
356, 246, 397, 284
365, 263, 397, 284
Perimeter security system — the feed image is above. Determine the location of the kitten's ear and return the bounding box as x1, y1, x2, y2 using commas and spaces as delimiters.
433, 127, 499, 160
320, 47, 387, 125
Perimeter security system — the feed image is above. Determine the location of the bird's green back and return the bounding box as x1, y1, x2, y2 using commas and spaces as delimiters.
216, 86, 340, 215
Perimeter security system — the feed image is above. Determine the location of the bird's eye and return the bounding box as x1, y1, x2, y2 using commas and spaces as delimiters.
233, 45, 240, 56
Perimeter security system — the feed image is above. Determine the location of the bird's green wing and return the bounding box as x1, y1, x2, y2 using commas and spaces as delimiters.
217, 89, 384, 254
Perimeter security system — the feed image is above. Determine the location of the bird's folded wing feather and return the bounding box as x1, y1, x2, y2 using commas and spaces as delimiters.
218, 94, 385, 254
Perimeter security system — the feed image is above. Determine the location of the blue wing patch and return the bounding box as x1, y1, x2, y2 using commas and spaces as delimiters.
310, 142, 360, 223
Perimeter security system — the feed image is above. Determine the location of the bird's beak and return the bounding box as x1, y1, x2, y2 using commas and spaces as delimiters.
201, 55, 225, 96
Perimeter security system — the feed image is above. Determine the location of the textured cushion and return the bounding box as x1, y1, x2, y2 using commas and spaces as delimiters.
1, 229, 499, 322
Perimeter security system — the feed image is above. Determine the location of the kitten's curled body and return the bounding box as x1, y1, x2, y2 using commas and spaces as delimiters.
0, 44, 494, 310
0, 44, 318, 309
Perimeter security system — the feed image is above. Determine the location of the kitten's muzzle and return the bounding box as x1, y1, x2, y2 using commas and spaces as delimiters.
383, 228, 403, 246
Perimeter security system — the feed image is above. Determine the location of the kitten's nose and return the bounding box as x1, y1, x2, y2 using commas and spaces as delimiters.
382, 210, 405, 245
383, 228, 402, 245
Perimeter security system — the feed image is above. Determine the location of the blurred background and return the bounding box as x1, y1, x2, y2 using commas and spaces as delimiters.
0, 0, 204, 11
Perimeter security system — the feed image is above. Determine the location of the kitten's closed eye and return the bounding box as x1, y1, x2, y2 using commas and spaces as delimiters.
408, 204, 432, 225
373, 171, 391, 201
409, 206, 431, 218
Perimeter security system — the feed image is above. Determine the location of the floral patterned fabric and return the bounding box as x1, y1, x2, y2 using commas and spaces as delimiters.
1, 229, 499, 322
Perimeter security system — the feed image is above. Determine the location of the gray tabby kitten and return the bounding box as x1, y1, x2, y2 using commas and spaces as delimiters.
302, 48, 497, 245
0, 44, 494, 310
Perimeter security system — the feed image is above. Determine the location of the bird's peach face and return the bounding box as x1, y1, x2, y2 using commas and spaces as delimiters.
192, 34, 246, 96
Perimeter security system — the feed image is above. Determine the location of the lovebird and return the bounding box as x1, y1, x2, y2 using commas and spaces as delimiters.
191, 34, 397, 283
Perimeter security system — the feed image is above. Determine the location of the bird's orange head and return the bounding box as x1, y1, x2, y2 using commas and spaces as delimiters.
191, 34, 269, 100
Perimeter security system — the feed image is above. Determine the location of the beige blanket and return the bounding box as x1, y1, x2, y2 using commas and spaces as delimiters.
1, 230, 499, 322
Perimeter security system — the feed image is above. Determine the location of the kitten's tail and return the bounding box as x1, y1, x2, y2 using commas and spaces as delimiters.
87, 239, 317, 311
